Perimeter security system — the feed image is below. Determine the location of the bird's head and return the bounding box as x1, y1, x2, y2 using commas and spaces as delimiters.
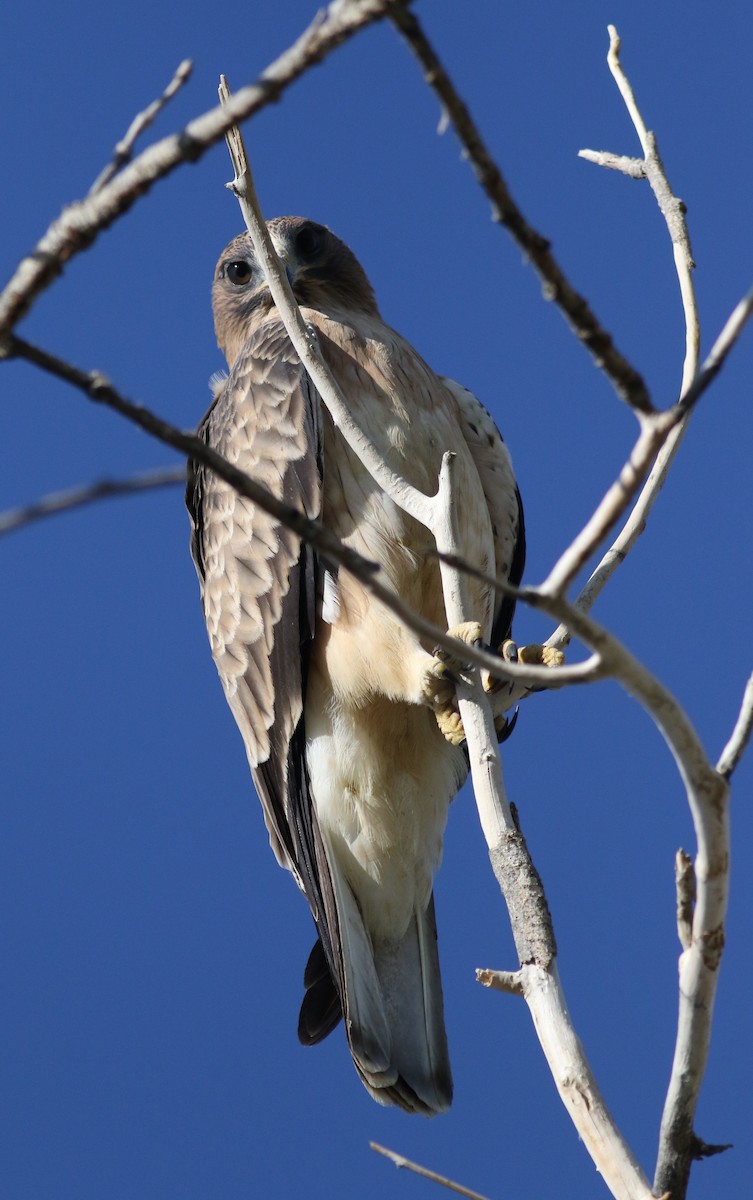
212, 216, 379, 364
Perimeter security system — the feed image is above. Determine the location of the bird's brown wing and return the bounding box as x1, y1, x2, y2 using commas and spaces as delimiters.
443, 378, 525, 643
186, 322, 340, 995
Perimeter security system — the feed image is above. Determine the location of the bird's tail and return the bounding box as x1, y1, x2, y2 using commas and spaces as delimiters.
299, 869, 452, 1115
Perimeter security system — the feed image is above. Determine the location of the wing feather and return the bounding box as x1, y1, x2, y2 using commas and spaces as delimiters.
443, 377, 526, 644
187, 321, 330, 915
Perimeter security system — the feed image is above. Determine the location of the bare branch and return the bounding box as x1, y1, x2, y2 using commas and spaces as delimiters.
604, 25, 699, 396
388, 4, 653, 415
0, 0, 404, 337
578, 149, 645, 178
544, 273, 753, 630
551, 275, 753, 641
370, 1143, 493, 1200
88, 59, 194, 194
717, 672, 753, 779
541, 410, 678, 600
678, 281, 753, 415
0, 466, 185, 536
549, 22, 712, 628
476, 968, 525, 995
218, 74, 435, 528
514, 590, 729, 1200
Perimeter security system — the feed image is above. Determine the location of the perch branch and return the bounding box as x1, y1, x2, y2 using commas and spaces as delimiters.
3, 333, 586, 693
218, 75, 434, 529
220, 82, 655, 1200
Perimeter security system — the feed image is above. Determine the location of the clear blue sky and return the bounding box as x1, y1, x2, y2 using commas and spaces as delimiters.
2, 2, 751, 1197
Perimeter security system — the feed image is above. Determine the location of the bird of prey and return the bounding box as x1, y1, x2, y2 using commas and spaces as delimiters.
186, 216, 525, 1115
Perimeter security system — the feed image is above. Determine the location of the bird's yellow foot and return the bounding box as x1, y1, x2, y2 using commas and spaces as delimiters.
518, 643, 565, 668
422, 622, 485, 744
483, 640, 564, 694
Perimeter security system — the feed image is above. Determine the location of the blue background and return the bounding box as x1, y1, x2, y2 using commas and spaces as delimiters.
1, 2, 751, 1197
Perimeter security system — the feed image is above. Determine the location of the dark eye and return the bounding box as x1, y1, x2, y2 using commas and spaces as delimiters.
225, 260, 253, 285
294, 224, 323, 259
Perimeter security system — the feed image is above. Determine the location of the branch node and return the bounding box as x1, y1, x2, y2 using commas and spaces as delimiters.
674, 849, 695, 951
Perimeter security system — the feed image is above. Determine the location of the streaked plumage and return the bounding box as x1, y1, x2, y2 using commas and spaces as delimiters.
186, 217, 525, 1114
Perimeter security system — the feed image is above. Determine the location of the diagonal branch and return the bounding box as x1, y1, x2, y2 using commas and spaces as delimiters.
388, 4, 652, 415
0, 0, 407, 338
370, 1142, 493, 1200
88, 59, 194, 195
0, 466, 185, 536
3, 333, 592, 693
716, 672, 753, 780
543, 278, 753, 618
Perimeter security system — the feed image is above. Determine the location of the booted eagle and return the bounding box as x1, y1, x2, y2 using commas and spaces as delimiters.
187, 217, 524, 1114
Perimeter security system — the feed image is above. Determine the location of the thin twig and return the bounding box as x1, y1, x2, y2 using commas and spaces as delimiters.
388, 4, 652, 415
548, 23, 704, 628
716, 672, 753, 779
217, 75, 434, 529
0, 466, 185, 536
540, 410, 677, 600
545, 277, 753, 626
88, 60, 193, 194
0, 0, 405, 337
370, 1143, 493, 1200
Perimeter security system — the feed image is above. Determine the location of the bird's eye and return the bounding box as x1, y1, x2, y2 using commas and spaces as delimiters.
294, 224, 323, 260
225, 260, 253, 285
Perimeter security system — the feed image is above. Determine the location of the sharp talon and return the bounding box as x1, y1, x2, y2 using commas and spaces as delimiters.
495, 706, 519, 744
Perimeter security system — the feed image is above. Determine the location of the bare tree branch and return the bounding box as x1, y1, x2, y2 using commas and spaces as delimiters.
563, 23, 702, 630
218, 74, 436, 529
0, 466, 185, 536
604, 25, 699, 395
717, 672, 753, 779
370, 1142, 493, 1200
0, 0, 406, 338
518, 587, 730, 1200
544, 277, 753, 623
88, 59, 194, 194
387, 4, 653, 415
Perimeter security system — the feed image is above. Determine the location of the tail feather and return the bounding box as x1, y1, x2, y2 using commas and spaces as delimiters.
299, 876, 452, 1113
369, 896, 452, 1114
298, 938, 341, 1045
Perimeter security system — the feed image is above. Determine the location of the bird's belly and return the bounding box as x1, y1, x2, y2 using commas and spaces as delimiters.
305, 672, 466, 942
